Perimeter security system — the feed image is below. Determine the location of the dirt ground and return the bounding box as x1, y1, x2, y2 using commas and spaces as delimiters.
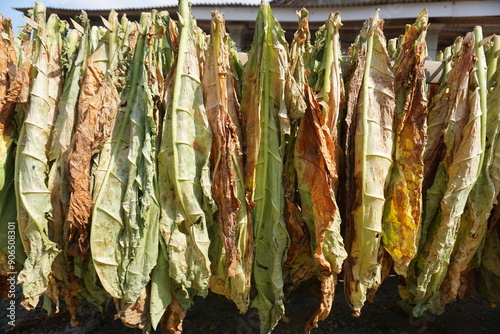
1, 275, 499, 334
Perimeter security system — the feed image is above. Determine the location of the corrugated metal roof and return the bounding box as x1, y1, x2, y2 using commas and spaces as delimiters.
157, 0, 262, 6
443, 25, 500, 35
191, 0, 261, 4
15, 0, 262, 13
272, 0, 466, 7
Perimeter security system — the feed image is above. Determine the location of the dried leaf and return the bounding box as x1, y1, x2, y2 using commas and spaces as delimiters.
65, 11, 129, 259
161, 298, 187, 334
282, 8, 314, 297
156, 0, 214, 325
295, 86, 346, 333
16, 4, 61, 309
441, 28, 495, 307
203, 11, 252, 314
90, 14, 160, 305
343, 11, 396, 316
115, 285, 151, 329
408, 32, 483, 317
383, 9, 428, 276
241, 3, 291, 332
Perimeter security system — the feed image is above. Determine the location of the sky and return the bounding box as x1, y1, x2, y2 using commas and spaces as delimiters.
0, 0, 246, 31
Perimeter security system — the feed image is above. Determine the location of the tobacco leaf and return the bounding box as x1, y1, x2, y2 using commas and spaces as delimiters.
440, 29, 495, 307
343, 11, 396, 316
408, 33, 483, 317
148, 12, 177, 330
282, 8, 315, 297
35, 14, 89, 324
15, 4, 61, 309
161, 298, 187, 334
401, 37, 471, 304
240, 3, 292, 332
90, 14, 160, 305
155, 0, 215, 330
203, 11, 252, 314
0, 15, 18, 139
66, 11, 131, 259
115, 285, 151, 329
295, 86, 346, 333
383, 9, 428, 276
308, 12, 344, 141
0, 16, 27, 274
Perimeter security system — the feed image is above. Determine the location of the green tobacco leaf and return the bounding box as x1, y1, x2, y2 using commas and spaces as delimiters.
91, 14, 159, 307
0, 15, 26, 273
343, 11, 396, 316
0, 146, 22, 271
242, 3, 290, 333
409, 32, 483, 317
147, 11, 176, 330
16, 3, 61, 309
150, 237, 173, 329
441, 27, 495, 308
241, 3, 292, 333
155, 0, 215, 329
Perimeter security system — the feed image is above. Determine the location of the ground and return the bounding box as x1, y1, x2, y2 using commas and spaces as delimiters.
1, 275, 499, 333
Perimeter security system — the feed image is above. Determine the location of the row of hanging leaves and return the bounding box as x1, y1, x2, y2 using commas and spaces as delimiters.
1, 1, 499, 333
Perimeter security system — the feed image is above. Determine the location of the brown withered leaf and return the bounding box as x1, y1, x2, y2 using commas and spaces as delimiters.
295, 86, 347, 332
282, 169, 315, 296
282, 9, 315, 297
204, 14, 242, 277
115, 286, 150, 329
47, 237, 85, 322
160, 298, 187, 334
203, 11, 252, 313
65, 57, 120, 258
305, 274, 335, 333
44, 264, 84, 327
340, 49, 365, 235
296, 86, 342, 274
0, 17, 19, 138
6, 54, 31, 106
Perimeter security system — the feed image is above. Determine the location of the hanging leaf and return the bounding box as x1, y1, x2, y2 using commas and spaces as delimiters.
241, 2, 291, 332
203, 11, 252, 314
383, 9, 428, 276
407, 32, 484, 317
343, 11, 396, 317
440, 28, 495, 307
154, 0, 215, 330
295, 86, 347, 333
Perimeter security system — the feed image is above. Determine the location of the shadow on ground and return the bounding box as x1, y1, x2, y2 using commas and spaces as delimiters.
1, 275, 499, 333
